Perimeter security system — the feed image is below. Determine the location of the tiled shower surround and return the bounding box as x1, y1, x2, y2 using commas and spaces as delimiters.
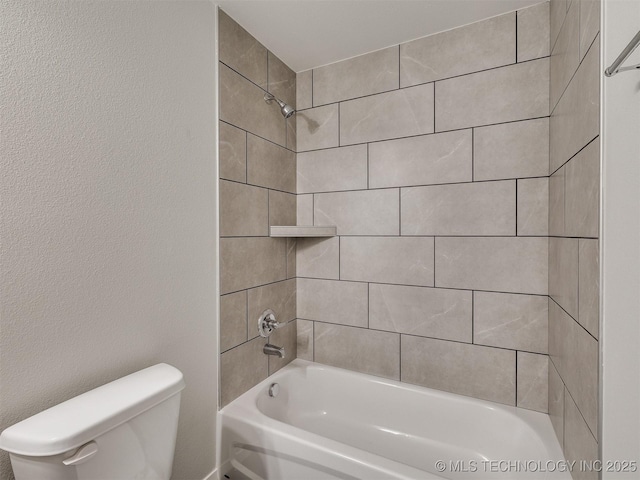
548, 0, 600, 475
219, 1, 600, 474
218, 11, 298, 407
295, 2, 551, 412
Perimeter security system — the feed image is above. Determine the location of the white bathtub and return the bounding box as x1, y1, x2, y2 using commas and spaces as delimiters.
219, 360, 570, 480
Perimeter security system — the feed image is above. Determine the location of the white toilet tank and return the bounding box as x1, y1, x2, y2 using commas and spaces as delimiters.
0, 363, 185, 480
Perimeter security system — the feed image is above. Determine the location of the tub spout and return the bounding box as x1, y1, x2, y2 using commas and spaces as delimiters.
264, 343, 285, 359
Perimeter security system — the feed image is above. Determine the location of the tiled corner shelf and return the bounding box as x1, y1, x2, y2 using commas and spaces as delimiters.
269, 226, 337, 238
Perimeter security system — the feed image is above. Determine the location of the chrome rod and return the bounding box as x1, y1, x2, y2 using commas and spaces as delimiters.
605, 30, 640, 77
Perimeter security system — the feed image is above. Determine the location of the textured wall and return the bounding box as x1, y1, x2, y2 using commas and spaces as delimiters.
218, 10, 298, 407
548, 0, 600, 476
295, 3, 551, 411
0, 2, 218, 479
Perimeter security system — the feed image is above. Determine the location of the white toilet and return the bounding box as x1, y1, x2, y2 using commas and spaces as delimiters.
0, 363, 185, 480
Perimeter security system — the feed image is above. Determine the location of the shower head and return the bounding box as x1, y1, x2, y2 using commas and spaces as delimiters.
264, 93, 296, 119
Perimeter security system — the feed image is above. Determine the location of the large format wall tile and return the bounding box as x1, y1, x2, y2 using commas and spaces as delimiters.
579, 0, 600, 61
297, 278, 368, 327
550, 0, 579, 111
296, 70, 312, 110
219, 63, 286, 147
219, 121, 246, 183
549, 39, 599, 172
579, 239, 599, 339
220, 291, 248, 352
247, 134, 295, 193
297, 104, 339, 152
400, 13, 515, 87
220, 237, 287, 294
565, 138, 599, 238
517, 177, 549, 236
435, 237, 548, 294
401, 336, 516, 405
220, 337, 267, 407
564, 391, 598, 480
314, 189, 399, 235
313, 46, 399, 105
517, 352, 548, 413
219, 180, 268, 237
315, 323, 400, 380
517, 2, 550, 62
219, 10, 267, 88
401, 181, 515, 236
298, 145, 367, 193
549, 237, 579, 318
341, 236, 435, 286
548, 359, 565, 444
248, 279, 296, 329
369, 284, 472, 342
474, 291, 548, 353
369, 130, 472, 188
296, 237, 339, 279
268, 51, 296, 108
435, 59, 549, 131
474, 118, 549, 181
549, 300, 598, 438
340, 83, 434, 145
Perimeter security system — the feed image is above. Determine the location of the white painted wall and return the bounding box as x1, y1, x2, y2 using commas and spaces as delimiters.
601, 0, 640, 476
0, 2, 218, 479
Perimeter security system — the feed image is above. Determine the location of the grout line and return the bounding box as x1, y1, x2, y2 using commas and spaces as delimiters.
515, 350, 518, 406
367, 283, 370, 328
312, 320, 315, 362
515, 180, 518, 236
433, 82, 436, 132
398, 189, 402, 235
220, 178, 296, 196
515, 11, 518, 63
433, 237, 436, 286
300, 56, 550, 111
244, 131, 248, 183
284, 176, 551, 196
549, 296, 599, 342
398, 44, 401, 88
471, 291, 475, 343
471, 128, 475, 182
301, 318, 550, 356
295, 116, 550, 153
219, 119, 295, 154
296, 277, 549, 298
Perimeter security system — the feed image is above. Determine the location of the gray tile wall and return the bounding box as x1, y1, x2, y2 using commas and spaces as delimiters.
218, 10, 297, 406
295, 3, 551, 413
547, 0, 600, 475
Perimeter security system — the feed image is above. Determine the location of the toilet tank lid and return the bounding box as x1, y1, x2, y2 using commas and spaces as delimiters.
0, 363, 185, 457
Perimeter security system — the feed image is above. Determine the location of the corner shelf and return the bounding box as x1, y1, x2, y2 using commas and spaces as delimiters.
269, 226, 337, 238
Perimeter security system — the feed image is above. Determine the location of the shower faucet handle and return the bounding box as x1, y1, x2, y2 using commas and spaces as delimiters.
258, 309, 282, 338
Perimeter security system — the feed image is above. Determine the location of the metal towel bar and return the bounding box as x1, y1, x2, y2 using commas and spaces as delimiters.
605, 30, 640, 77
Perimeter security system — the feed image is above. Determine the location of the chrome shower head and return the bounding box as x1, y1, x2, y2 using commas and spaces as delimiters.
264, 93, 296, 119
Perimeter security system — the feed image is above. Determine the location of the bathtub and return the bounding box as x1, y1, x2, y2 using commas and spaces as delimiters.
219, 359, 570, 480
